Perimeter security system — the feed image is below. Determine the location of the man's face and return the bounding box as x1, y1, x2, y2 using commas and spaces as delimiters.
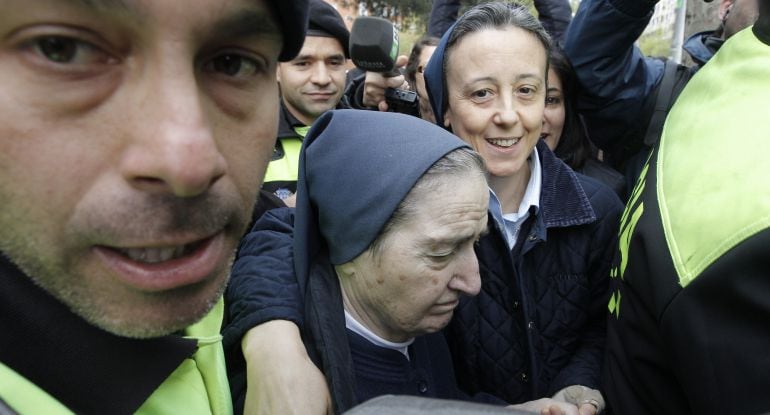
0, 0, 283, 338
277, 36, 347, 126
720, 0, 760, 39
415, 45, 437, 123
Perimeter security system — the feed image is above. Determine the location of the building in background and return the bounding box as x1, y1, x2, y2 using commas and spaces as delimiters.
325, 0, 358, 30
645, 0, 679, 37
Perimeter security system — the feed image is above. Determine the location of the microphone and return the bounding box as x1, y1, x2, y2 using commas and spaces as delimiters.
349, 16, 418, 114
350, 16, 401, 75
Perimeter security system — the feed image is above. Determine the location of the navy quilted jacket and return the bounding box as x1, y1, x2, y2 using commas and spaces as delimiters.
447, 141, 622, 403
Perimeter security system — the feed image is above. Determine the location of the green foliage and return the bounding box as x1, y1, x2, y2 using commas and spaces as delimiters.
365, 0, 539, 56
398, 30, 423, 56
638, 29, 672, 59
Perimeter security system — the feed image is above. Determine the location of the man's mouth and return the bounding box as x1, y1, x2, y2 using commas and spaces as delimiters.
307, 91, 334, 98
117, 241, 206, 264
486, 137, 520, 148
94, 233, 228, 292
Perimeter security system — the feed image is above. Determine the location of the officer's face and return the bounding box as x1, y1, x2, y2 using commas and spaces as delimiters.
277, 36, 347, 126
0, 0, 283, 338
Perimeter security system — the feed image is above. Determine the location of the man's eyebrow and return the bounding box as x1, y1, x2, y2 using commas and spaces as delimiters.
207, 8, 282, 40
74, 0, 135, 15
73, 1, 281, 39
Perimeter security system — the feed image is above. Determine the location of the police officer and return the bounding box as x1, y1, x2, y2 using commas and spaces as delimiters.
263, 0, 350, 206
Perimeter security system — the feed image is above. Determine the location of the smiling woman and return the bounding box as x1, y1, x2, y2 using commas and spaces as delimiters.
422, 2, 624, 413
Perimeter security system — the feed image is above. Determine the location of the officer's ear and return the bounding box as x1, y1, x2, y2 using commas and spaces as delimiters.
719, 0, 735, 22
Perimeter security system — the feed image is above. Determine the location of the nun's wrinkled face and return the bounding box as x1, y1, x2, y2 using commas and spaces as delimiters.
337, 171, 488, 342
444, 27, 547, 180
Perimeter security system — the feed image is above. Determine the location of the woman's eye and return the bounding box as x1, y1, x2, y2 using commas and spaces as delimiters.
519, 86, 535, 96
471, 89, 491, 99
208, 53, 263, 78
546, 96, 561, 105
430, 251, 454, 260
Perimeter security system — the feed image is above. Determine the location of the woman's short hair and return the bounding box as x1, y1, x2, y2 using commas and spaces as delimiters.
444, 2, 551, 74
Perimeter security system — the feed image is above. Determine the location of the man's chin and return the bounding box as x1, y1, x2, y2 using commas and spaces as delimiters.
90, 298, 218, 339
72, 277, 227, 339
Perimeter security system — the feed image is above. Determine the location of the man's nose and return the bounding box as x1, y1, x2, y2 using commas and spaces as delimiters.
310, 62, 332, 85
120, 62, 226, 197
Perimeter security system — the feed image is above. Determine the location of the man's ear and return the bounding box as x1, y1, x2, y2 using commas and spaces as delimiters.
720, 0, 735, 21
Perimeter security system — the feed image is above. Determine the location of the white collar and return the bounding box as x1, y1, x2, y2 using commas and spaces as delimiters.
344, 309, 414, 360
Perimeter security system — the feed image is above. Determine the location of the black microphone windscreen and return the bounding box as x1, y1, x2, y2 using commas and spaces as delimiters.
349, 16, 399, 72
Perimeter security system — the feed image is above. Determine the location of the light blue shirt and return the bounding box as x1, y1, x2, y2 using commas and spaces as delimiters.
488, 147, 542, 250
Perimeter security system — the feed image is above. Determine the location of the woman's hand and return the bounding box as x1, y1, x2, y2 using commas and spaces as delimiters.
551, 385, 604, 415
242, 320, 332, 415
508, 398, 579, 415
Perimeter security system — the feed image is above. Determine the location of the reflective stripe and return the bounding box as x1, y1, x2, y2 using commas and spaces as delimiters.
264, 137, 303, 184
0, 362, 73, 414
137, 299, 232, 415
0, 300, 231, 415
657, 28, 770, 287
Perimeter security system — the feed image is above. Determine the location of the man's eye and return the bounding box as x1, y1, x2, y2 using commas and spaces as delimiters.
32, 36, 111, 65
26, 35, 115, 68
36, 37, 78, 63
209, 54, 262, 77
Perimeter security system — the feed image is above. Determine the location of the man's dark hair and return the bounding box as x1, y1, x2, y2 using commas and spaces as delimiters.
405, 35, 440, 87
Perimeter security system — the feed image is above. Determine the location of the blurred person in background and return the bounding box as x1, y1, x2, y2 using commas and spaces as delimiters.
405, 36, 440, 123
541, 47, 626, 200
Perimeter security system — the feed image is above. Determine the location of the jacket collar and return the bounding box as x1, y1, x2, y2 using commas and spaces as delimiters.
0, 254, 197, 414
278, 100, 306, 139
684, 30, 722, 66
535, 140, 596, 230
